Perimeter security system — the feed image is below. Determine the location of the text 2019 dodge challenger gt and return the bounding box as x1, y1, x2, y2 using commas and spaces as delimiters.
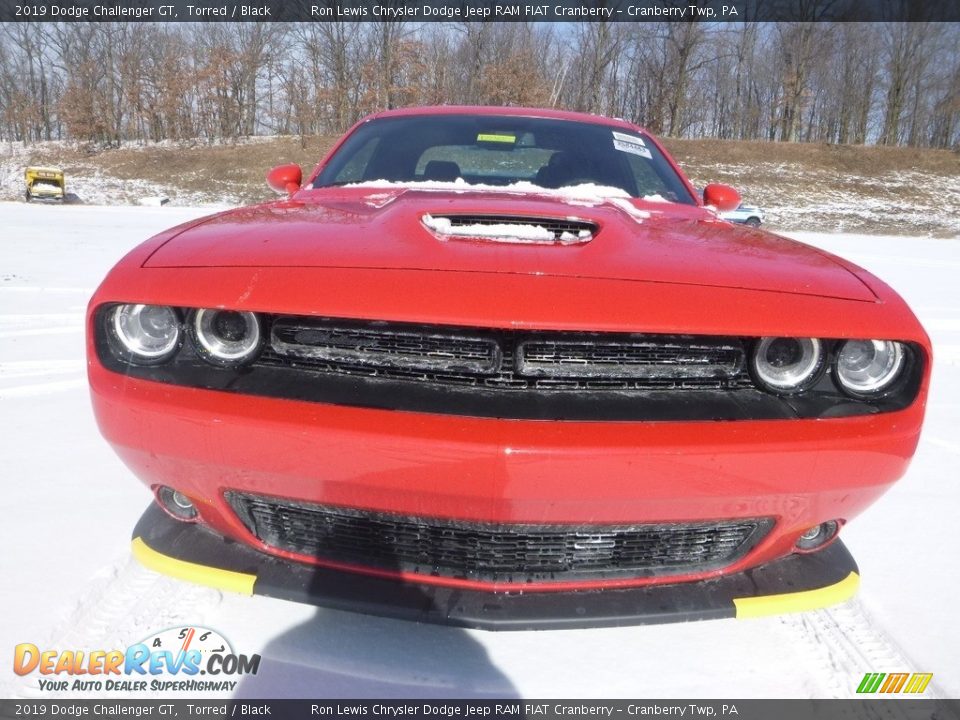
88, 107, 930, 629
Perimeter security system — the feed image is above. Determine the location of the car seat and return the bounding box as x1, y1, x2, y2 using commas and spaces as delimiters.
423, 161, 462, 182
535, 152, 587, 188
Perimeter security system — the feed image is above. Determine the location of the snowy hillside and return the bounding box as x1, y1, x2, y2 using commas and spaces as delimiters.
1, 203, 958, 699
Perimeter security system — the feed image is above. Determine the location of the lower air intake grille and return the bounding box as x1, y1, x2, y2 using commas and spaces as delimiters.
227, 492, 773, 583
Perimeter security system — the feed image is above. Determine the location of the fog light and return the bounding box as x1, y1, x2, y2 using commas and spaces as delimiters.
795, 520, 839, 551
156, 486, 198, 522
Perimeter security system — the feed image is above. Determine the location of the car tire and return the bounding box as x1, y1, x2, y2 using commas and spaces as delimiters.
745, 217, 761, 227
25, 191, 32, 203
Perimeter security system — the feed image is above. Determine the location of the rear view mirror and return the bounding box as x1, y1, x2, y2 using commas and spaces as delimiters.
267, 164, 303, 196
702, 184, 741, 213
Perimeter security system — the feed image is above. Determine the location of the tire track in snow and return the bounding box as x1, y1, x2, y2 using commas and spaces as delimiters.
0, 378, 86, 398
922, 319, 960, 332
924, 437, 960, 456
839, 253, 960, 271
0, 312, 85, 339
1, 555, 952, 703
0, 360, 85, 380
0, 313, 85, 325
932, 345, 960, 365
779, 598, 946, 706
6, 555, 224, 700
0, 327, 82, 339
0, 287, 91, 294
0, 360, 86, 397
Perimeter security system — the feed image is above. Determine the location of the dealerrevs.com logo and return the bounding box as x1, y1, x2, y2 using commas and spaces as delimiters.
13, 626, 260, 693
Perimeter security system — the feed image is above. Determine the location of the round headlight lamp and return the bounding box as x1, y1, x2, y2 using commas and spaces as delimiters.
835, 339, 905, 396
190, 309, 261, 366
751, 337, 823, 394
109, 304, 180, 363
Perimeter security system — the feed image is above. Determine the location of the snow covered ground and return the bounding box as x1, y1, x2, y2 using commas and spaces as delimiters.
683, 161, 960, 237
1, 203, 958, 699
0, 138, 272, 207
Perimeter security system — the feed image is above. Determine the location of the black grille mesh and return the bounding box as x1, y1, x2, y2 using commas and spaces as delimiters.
271, 320, 501, 375
518, 339, 743, 379
227, 492, 772, 583
264, 317, 750, 391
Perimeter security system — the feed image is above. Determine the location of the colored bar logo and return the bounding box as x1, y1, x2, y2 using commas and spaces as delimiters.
857, 672, 933, 694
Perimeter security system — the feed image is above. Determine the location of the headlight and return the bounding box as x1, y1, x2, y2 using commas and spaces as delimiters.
835, 339, 905, 396
751, 337, 823, 394
109, 304, 180, 363
190, 309, 261, 366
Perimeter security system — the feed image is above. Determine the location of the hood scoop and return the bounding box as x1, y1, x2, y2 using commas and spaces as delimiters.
422, 213, 596, 245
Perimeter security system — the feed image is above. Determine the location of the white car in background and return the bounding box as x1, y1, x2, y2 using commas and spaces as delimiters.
721, 204, 764, 226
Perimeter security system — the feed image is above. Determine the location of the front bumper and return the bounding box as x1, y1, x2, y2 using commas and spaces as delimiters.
133, 504, 860, 630
92, 366, 919, 592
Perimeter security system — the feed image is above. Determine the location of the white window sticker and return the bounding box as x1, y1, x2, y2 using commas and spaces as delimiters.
612, 131, 652, 159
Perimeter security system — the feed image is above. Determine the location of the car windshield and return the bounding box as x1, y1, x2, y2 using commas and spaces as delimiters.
313, 114, 696, 204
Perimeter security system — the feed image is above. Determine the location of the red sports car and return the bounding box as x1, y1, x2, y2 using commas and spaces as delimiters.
88, 106, 930, 629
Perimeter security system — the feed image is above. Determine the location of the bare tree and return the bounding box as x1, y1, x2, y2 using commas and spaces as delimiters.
0, 20, 956, 149
880, 23, 929, 145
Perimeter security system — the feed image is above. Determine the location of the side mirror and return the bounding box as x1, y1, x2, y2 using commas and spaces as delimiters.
267, 164, 303, 196
702, 183, 741, 213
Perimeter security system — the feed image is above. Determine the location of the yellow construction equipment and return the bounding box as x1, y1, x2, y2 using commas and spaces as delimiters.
24, 166, 65, 202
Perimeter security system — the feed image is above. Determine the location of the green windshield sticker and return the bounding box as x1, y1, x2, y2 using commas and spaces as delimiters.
477, 133, 516, 144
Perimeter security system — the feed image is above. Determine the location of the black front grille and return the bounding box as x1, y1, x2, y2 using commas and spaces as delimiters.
517, 338, 743, 379
271, 319, 501, 375
428, 214, 597, 242
265, 317, 750, 392
227, 492, 773, 583
95, 304, 924, 422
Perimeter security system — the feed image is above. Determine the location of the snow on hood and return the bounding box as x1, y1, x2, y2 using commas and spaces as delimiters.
422, 214, 593, 245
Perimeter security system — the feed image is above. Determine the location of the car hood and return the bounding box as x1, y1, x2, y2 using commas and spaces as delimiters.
144, 189, 875, 301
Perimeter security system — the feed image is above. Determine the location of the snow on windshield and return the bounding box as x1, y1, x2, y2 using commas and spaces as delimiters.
342, 178, 661, 221
345, 178, 632, 200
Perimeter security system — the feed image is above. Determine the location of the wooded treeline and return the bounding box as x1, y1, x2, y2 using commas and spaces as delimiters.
1, 21, 958, 148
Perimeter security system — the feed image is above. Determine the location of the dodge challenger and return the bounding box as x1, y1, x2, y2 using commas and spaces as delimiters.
88, 106, 930, 629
